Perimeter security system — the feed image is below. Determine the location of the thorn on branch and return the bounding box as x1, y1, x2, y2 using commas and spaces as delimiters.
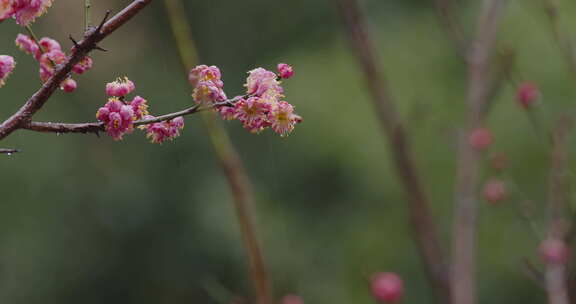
94, 45, 108, 52
97, 10, 111, 33
69, 34, 79, 48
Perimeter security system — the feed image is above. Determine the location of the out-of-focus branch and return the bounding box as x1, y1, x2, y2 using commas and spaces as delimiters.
163, 1, 272, 304
22, 101, 234, 135
337, 0, 449, 302
544, 118, 572, 304
541, 0, 576, 76
432, 0, 517, 116
451, 1, 507, 304
433, 0, 467, 56
0, 0, 152, 141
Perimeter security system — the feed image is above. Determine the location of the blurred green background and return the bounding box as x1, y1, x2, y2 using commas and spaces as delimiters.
1, 0, 576, 303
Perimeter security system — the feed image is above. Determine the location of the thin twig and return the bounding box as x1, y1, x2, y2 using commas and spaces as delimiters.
22, 101, 233, 134
0, 0, 152, 141
522, 257, 545, 287
163, 1, 272, 304
25, 25, 56, 67
337, 0, 449, 302
433, 0, 467, 57
540, 0, 576, 76
451, 1, 507, 304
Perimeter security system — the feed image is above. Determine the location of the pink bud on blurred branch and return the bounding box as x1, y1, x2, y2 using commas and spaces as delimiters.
371, 272, 404, 303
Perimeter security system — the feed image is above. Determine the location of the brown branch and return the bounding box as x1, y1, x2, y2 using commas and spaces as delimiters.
450, 1, 507, 304
163, 1, 272, 304
433, 0, 467, 57
544, 118, 572, 304
337, 0, 449, 302
0, 0, 152, 141
522, 258, 545, 288
22, 101, 233, 135
541, 0, 576, 77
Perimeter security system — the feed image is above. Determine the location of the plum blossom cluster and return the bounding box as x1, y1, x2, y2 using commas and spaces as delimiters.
96, 77, 184, 143
140, 116, 185, 144
0, 0, 53, 26
0, 55, 16, 87
15, 34, 93, 92
190, 63, 302, 136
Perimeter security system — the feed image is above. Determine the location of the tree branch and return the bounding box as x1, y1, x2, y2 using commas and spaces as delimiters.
540, 0, 576, 77
0, 0, 152, 141
544, 118, 572, 304
451, 1, 507, 304
22, 101, 234, 135
337, 0, 449, 302
433, 0, 467, 57
163, 1, 273, 304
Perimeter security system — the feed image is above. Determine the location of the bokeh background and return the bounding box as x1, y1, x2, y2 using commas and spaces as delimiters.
1, 0, 576, 303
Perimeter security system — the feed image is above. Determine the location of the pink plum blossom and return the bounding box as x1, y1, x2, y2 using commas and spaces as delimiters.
245, 67, 282, 97
0, 0, 12, 21
15, 34, 40, 58
72, 56, 93, 75
277, 63, 294, 79
188, 64, 223, 88
192, 80, 227, 104
142, 116, 185, 144
217, 105, 237, 120
234, 97, 272, 133
15, 34, 92, 89
269, 101, 301, 136
129, 96, 149, 120
106, 77, 136, 97
38, 36, 61, 52
1, 0, 54, 26
96, 98, 135, 140
188, 63, 301, 136
0, 55, 16, 87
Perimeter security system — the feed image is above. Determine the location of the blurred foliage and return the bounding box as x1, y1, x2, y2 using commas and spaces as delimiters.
1, 0, 576, 303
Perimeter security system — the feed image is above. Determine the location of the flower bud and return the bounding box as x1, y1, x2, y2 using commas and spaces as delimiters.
469, 128, 492, 150
483, 179, 506, 204
490, 152, 507, 171
539, 238, 570, 264
516, 82, 539, 109
371, 272, 404, 303
0, 55, 16, 87
60, 78, 77, 92
277, 63, 294, 79
281, 294, 304, 304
